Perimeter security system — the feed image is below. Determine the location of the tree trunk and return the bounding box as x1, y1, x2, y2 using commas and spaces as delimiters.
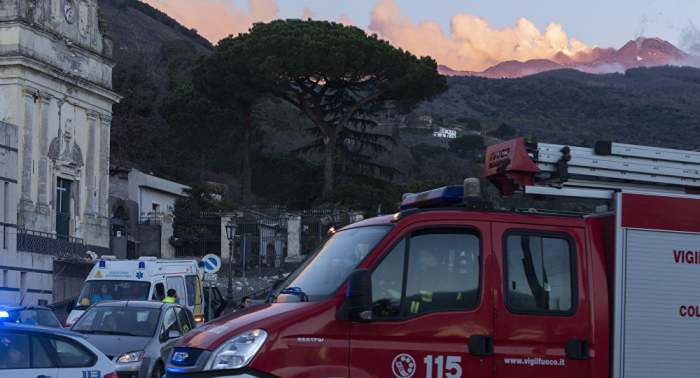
322, 134, 337, 196
242, 104, 252, 207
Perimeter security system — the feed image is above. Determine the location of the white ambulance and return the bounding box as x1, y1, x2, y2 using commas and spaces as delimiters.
65, 256, 206, 327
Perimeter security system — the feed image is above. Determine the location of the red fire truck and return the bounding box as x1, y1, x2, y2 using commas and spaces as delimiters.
165, 137, 700, 378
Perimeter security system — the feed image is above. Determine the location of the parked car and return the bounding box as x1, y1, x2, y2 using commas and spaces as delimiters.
0, 304, 63, 328
71, 300, 195, 378
0, 321, 116, 377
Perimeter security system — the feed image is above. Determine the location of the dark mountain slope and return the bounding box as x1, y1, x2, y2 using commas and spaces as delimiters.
418, 66, 700, 150
98, 0, 213, 173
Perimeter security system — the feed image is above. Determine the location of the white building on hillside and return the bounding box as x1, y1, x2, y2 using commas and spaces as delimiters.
433, 127, 457, 139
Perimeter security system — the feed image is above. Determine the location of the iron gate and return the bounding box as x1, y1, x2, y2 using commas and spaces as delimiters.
230, 207, 288, 277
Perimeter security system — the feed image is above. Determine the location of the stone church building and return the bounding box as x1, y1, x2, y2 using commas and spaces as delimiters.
0, 0, 119, 305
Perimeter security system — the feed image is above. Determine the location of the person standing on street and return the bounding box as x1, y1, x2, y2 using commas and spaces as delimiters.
239, 296, 252, 310
163, 289, 180, 304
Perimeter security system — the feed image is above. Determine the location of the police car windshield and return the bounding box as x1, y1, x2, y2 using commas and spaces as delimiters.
75, 281, 151, 308
72, 306, 161, 337
272, 226, 391, 303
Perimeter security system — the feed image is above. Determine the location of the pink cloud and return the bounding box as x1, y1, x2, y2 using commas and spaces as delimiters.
336, 13, 353, 26
302, 7, 316, 20
368, 0, 597, 71
141, 0, 599, 71
142, 0, 279, 43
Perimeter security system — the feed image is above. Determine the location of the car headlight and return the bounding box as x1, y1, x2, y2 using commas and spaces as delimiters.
117, 351, 144, 363
203, 329, 268, 370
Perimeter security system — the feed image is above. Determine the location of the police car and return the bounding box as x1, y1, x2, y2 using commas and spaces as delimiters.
0, 321, 116, 377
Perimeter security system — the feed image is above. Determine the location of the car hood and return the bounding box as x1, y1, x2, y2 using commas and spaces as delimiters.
176, 302, 321, 351
82, 334, 152, 357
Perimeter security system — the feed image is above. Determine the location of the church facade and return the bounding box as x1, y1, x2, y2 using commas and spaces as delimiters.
0, 0, 119, 304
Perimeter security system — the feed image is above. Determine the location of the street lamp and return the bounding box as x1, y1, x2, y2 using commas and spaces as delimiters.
279, 210, 288, 229
225, 219, 238, 304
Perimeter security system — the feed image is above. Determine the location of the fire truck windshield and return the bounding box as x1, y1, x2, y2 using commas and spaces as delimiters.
271, 225, 392, 303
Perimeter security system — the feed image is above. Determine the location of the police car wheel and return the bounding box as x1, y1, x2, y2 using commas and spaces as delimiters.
152, 362, 164, 378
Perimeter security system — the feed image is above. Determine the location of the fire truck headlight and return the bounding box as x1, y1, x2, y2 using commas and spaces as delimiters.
204, 329, 268, 370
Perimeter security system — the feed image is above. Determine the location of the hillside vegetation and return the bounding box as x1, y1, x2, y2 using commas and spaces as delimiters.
418, 66, 700, 150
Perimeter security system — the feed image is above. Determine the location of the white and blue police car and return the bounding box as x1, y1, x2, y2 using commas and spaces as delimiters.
0, 321, 116, 377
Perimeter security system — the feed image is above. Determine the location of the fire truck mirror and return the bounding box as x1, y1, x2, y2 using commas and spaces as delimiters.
346, 269, 372, 322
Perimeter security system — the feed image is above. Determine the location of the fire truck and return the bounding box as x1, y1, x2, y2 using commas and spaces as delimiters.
164, 137, 700, 378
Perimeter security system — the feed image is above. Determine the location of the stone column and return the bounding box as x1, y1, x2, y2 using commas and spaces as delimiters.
98, 115, 111, 219
84, 110, 98, 216
285, 213, 302, 261
161, 214, 175, 258
18, 87, 37, 229
220, 215, 232, 259
36, 92, 52, 225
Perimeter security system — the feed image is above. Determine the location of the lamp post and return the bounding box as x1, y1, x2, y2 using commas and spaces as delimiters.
279, 210, 288, 230
225, 219, 238, 304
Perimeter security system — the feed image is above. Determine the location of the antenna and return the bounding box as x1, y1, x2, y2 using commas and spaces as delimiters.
20, 265, 67, 310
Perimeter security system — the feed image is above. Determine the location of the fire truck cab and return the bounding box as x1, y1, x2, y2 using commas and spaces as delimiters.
165, 137, 700, 378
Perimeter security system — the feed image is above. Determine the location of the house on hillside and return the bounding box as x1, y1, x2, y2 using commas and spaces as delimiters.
433, 127, 457, 139
419, 115, 433, 125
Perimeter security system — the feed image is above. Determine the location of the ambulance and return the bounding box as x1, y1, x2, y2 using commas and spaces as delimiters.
65, 256, 206, 327
165, 137, 700, 378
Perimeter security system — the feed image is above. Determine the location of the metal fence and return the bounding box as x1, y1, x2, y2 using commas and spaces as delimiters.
299, 209, 353, 255
230, 206, 288, 278
137, 216, 163, 226
174, 212, 221, 257
17, 228, 87, 259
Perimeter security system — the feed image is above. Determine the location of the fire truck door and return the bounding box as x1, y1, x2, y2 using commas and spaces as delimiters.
491, 223, 589, 378
349, 223, 493, 378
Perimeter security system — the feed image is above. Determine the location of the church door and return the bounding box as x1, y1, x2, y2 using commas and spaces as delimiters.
56, 178, 71, 238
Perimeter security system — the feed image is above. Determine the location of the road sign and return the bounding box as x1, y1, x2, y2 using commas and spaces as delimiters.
202, 254, 221, 274
204, 273, 218, 282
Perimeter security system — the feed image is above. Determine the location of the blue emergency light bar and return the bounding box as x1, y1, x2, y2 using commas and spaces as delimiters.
99, 261, 106, 269
138, 262, 145, 269
400, 185, 464, 210
0, 311, 8, 318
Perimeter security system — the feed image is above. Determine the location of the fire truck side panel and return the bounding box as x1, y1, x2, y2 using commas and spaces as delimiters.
584, 217, 611, 378
491, 221, 590, 378
612, 192, 700, 378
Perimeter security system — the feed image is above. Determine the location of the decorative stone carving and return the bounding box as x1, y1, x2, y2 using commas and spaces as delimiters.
48, 118, 84, 180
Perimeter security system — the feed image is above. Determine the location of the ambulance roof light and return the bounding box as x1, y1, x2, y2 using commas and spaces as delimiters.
138, 256, 157, 261
138, 262, 145, 269
99, 261, 106, 269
